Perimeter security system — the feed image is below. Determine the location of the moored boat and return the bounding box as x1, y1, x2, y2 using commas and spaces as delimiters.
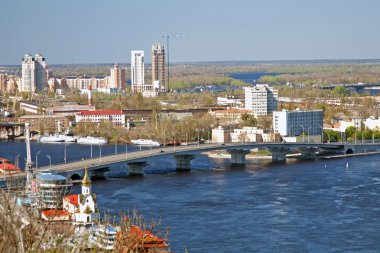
130, 139, 161, 146
39, 135, 65, 143
58, 134, 76, 142
77, 136, 108, 145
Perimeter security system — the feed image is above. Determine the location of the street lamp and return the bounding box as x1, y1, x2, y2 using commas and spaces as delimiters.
163, 131, 166, 148
319, 125, 324, 143
289, 125, 293, 137
90, 144, 93, 158
15, 154, 20, 169
115, 143, 118, 155
125, 143, 128, 158
35, 151, 41, 170
300, 124, 305, 142
307, 126, 312, 143
64, 143, 67, 163
195, 128, 200, 148
46, 154, 51, 169
98, 145, 102, 161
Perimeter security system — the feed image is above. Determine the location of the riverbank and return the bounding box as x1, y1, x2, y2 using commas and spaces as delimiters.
320, 151, 380, 159
205, 150, 380, 161
204, 151, 272, 160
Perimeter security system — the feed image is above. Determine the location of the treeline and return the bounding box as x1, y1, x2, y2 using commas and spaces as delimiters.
324, 127, 380, 143
258, 64, 380, 85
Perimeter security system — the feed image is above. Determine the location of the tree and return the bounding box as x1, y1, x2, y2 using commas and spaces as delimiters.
332, 86, 350, 97
241, 113, 257, 127
345, 126, 357, 141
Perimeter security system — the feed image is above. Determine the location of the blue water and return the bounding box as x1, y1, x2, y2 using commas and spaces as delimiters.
229, 72, 279, 84
1, 141, 380, 252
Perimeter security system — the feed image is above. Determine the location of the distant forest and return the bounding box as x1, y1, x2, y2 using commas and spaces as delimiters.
2, 60, 380, 89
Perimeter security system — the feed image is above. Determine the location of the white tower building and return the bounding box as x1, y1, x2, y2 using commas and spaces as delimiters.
131, 50, 147, 93
21, 54, 36, 92
21, 53, 48, 92
244, 84, 278, 116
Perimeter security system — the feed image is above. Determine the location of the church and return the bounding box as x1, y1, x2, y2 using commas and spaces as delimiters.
63, 167, 99, 225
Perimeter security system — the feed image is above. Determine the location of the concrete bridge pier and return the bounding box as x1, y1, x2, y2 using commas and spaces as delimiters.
227, 149, 251, 165
174, 154, 195, 172
269, 147, 290, 162
299, 147, 318, 159
91, 167, 111, 179
127, 162, 147, 176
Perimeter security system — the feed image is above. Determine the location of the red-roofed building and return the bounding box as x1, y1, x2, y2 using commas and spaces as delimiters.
0, 160, 21, 175
0, 157, 11, 163
75, 110, 126, 127
116, 226, 169, 253
63, 194, 79, 214
41, 209, 70, 221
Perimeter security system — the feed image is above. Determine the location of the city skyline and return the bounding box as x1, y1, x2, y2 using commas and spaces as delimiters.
1, 0, 380, 65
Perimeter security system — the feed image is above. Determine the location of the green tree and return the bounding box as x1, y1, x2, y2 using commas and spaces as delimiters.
332, 86, 350, 97
345, 126, 357, 140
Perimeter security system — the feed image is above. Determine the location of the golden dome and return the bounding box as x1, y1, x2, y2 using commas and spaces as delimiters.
82, 167, 91, 186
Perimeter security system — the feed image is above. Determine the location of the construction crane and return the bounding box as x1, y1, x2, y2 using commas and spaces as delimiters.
161, 33, 185, 92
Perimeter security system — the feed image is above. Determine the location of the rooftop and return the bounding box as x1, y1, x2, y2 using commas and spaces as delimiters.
64, 194, 78, 206
37, 173, 68, 181
0, 163, 20, 172
77, 110, 124, 115
41, 209, 69, 217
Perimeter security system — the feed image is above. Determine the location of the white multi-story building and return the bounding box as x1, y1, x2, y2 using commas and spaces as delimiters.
131, 50, 151, 93
244, 84, 278, 116
75, 110, 126, 127
230, 127, 265, 143
217, 96, 243, 106
63, 76, 109, 90
21, 53, 48, 92
273, 109, 323, 138
364, 117, 380, 130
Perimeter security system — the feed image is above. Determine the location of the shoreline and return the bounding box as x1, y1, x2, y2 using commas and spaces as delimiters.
204, 151, 380, 160
204, 151, 272, 160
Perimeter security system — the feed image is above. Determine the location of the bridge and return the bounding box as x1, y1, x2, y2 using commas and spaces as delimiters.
3, 141, 380, 183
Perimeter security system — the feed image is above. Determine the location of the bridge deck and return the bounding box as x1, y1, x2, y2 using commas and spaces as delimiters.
3, 142, 380, 180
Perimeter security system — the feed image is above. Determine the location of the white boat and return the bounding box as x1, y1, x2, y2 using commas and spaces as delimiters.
58, 134, 76, 143
131, 139, 161, 146
77, 136, 108, 145
39, 135, 65, 143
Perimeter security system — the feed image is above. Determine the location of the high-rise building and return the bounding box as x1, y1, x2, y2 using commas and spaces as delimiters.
0, 73, 7, 92
244, 84, 278, 116
151, 43, 166, 93
110, 64, 126, 90
21, 53, 48, 92
131, 50, 149, 93
34, 53, 47, 90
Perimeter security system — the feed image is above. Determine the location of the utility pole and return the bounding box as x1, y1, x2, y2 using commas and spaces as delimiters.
161, 33, 185, 92
24, 123, 33, 190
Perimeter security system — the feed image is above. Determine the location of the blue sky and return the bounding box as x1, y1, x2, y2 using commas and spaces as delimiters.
1, 0, 380, 64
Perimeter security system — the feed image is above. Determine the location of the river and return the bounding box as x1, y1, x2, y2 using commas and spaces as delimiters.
1, 140, 380, 252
